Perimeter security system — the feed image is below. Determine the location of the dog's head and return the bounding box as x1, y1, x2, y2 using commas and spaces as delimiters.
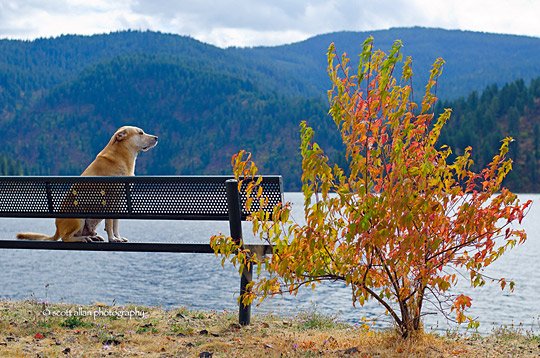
113, 126, 158, 153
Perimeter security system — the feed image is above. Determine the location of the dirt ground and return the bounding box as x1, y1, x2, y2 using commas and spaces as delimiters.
0, 300, 539, 357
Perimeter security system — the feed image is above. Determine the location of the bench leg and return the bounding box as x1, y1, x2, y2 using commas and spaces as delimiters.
226, 179, 252, 325
238, 263, 253, 325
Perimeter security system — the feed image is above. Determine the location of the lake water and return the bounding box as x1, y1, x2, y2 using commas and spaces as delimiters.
0, 193, 538, 334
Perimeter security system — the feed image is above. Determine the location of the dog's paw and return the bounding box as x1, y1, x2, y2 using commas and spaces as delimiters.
112, 235, 128, 242
89, 235, 105, 242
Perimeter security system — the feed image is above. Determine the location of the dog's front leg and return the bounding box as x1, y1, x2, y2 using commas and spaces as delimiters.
105, 219, 122, 242
82, 219, 105, 241
113, 219, 128, 242
105, 219, 127, 242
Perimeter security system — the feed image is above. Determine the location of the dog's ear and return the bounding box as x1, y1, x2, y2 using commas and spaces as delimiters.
115, 129, 128, 142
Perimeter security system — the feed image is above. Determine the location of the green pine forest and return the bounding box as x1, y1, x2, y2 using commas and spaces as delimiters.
438, 78, 540, 191
1, 28, 540, 191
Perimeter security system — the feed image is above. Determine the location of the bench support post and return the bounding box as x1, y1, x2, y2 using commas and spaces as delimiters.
226, 179, 251, 326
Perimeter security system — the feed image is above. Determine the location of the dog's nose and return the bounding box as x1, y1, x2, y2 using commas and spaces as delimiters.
154, 136, 158, 141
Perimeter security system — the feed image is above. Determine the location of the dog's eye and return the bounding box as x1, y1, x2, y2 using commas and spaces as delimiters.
139, 131, 144, 135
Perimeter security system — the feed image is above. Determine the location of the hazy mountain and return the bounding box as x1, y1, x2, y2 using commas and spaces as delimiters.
236, 27, 540, 100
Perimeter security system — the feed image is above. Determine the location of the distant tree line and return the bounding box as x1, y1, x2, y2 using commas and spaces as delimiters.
438, 77, 540, 191
0, 154, 24, 175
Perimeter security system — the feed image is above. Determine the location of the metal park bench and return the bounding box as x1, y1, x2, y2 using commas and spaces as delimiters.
0, 175, 283, 325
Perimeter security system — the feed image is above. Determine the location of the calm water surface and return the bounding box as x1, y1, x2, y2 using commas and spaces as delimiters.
0, 193, 538, 333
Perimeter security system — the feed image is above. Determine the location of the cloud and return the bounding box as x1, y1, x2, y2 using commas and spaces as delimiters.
406, 0, 540, 37
0, 0, 139, 39
0, 0, 368, 46
127, 0, 366, 46
0, 0, 539, 46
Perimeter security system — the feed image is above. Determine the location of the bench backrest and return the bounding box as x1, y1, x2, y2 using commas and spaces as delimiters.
0, 176, 283, 220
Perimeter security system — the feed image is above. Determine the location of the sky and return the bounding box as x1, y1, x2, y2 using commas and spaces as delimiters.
0, 0, 539, 48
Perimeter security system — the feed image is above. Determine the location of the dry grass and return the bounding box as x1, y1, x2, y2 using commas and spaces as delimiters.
0, 300, 539, 357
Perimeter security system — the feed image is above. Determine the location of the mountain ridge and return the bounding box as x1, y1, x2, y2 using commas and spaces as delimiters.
1, 27, 540, 191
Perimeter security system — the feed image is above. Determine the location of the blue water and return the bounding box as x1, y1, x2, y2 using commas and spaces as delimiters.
0, 193, 538, 334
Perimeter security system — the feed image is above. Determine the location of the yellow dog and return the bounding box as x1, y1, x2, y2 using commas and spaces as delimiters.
17, 126, 158, 242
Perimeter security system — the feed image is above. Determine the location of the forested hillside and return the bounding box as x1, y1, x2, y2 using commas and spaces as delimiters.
3, 55, 332, 189
2, 28, 539, 103
438, 77, 540, 192
1, 28, 540, 190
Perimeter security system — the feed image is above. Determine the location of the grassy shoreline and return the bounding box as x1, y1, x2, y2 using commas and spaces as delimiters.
1, 300, 539, 357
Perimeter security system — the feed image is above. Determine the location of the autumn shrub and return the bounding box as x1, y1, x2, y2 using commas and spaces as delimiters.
211, 37, 531, 338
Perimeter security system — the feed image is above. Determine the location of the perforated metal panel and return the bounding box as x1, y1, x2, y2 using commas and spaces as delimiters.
0, 181, 49, 213
130, 181, 228, 217
0, 176, 283, 220
238, 179, 283, 214
50, 181, 129, 214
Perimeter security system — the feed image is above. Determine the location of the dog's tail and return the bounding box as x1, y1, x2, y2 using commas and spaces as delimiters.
16, 231, 60, 241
